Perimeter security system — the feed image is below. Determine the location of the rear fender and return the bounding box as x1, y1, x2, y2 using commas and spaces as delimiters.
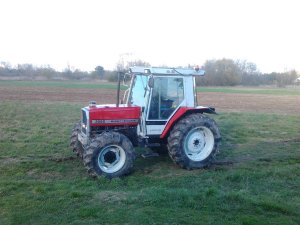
160, 106, 216, 139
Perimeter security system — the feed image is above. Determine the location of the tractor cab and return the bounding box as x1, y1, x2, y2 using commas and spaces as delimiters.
126, 66, 211, 138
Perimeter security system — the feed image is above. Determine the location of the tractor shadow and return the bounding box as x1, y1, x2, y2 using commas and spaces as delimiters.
133, 147, 235, 177
134, 147, 174, 175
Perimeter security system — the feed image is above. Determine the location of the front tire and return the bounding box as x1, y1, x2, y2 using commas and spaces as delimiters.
167, 113, 221, 169
83, 132, 136, 178
70, 121, 84, 158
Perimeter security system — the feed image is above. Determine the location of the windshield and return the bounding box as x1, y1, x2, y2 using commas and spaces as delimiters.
128, 74, 148, 107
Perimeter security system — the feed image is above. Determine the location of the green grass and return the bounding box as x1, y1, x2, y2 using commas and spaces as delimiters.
197, 87, 300, 95
0, 100, 299, 224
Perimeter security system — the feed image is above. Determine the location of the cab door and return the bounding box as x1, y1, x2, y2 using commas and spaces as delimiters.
146, 76, 184, 136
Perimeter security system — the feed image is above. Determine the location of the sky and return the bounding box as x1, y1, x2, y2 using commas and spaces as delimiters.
0, 0, 299, 73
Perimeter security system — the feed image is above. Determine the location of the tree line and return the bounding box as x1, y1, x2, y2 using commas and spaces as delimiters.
0, 59, 298, 87
198, 59, 298, 87
0, 62, 107, 81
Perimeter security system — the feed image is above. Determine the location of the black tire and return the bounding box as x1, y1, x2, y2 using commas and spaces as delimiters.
70, 121, 84, 158
83, 132, 136, 178
167, 113, 221, 169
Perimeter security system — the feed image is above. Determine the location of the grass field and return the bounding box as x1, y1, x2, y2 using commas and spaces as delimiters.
0, 81, 299, 224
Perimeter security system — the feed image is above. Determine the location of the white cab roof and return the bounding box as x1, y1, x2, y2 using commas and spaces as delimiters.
129, 66, 205, 76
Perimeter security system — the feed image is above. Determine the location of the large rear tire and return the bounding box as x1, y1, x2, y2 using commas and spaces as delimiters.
167, 113, 221, 169
83, 132, 136, 178
70, 121, 84, 158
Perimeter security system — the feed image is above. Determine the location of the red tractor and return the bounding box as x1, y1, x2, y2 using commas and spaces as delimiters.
70, 66, 221, 178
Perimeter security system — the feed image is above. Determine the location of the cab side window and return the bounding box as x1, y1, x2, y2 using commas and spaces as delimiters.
148, 77, 184, 120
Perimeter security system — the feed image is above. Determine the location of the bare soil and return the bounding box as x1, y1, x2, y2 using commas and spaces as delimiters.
0, 86, 299, 114
0, 86, 116, 104
198, 92, 300, 114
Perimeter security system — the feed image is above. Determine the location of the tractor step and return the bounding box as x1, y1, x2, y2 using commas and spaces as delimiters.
141, 152, 159, 158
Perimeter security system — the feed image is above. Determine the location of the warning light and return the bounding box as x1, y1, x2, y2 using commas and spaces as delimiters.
144, 69, 151, 74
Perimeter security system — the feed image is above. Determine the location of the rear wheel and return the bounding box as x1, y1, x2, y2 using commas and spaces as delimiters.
83, 132, 136, 178
167, 113, 221, 169
70, 121, 84, 158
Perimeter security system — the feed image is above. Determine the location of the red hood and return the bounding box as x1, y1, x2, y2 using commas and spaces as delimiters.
86, 104, 141, 127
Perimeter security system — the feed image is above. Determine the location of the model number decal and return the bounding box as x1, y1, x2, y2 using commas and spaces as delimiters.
92, 119, 139, 124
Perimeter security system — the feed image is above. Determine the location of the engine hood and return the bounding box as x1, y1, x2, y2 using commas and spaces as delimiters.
84, 104, 141, 127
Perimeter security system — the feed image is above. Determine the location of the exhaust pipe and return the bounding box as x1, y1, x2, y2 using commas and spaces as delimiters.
116, 71, 121, 107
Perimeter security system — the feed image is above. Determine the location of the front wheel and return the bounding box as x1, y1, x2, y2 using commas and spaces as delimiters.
83, 132, 136, 178
70, 121, 84, 158
167, 113, 221, 169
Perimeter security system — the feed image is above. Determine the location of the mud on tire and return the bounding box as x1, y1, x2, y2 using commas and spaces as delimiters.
70, 121, 84, 158
167, 113, 221, 169
83, 132, 136, 178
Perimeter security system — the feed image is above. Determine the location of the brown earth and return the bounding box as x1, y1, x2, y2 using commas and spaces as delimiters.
0, 86, 299, 114
0, 86, 117, 104
198, 92, 300, 115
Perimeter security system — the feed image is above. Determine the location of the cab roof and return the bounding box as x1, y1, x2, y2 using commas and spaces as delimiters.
129, 66, 205, 76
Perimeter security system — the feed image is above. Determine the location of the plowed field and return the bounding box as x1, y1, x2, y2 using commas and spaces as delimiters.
0, 85, 299, 114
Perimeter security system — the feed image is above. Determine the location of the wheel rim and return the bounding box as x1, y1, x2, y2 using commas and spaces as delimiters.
97, 145, 126, 174
183, 126, 215, 161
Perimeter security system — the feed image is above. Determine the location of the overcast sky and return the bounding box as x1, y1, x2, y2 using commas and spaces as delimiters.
0, 0, 299, 73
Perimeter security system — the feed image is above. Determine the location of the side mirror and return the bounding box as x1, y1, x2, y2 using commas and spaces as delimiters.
148, 76, 154, 88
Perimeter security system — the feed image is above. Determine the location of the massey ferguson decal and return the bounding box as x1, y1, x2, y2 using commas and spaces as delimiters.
92, 119, 139, 124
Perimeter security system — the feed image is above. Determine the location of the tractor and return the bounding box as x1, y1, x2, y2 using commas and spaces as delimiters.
70, 66, 221, 178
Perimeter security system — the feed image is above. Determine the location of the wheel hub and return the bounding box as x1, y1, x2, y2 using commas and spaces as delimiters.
184, 126, 214, 161
98, 145, 126, 173
193, 139, 200, 146
103, 150, 118, 165
187, 130, 205, 153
